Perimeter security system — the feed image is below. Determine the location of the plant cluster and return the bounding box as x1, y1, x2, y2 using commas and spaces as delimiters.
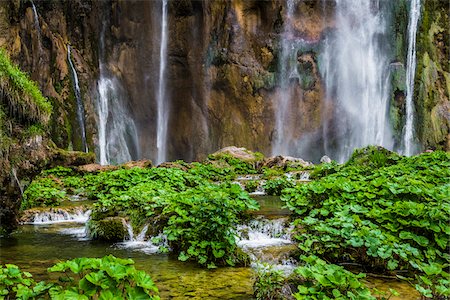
263, 177, 294, 196
0, 255, 159, 299
282, 149, 450, 298
23, 164, 259, 268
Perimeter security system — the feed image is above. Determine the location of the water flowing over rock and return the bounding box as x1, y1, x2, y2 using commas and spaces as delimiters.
320, 0, 394, 162
402, 0, 421, 156
67, 45, 88, 153
20, 207, 91, 224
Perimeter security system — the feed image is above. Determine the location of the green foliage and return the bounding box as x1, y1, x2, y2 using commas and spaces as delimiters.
293, 256, 396, 300
162, 183, 258, 267
263, 177, 294, 196
254, 264, 286, 300
0, 48, 52, 124
207, 153, 260, 174
25, 165, 259, 267
283, 149, 450, 298
21, 177, 67, 210
245, 180, 259, 193
0, 256, 159, 299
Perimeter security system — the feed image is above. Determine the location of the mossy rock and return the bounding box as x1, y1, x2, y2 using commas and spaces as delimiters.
345, 146, 401, 169
88, 217, 127, 242
209, 146, 265, 163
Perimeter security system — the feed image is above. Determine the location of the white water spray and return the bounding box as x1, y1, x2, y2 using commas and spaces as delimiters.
403, 0, 421, 156
67, 45, 88, 153
321, 0, 393, 162
272, 0, 297, 156
96, 11, 139, 165
30, 0, 41, 39
156, 0, 169, 165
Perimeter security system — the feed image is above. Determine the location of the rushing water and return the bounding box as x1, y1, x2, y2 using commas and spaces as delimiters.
67, 45, 88, 153
156, 0, 169, 165
272, 0, 297, 156
321, 0, 393, 162
403, 0, 421, 156
96, 8, 139, 165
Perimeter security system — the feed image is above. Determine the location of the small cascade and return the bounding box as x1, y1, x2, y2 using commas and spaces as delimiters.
156, 0, 169, 165
321, 0, 393, 162
403, 0, 421, 156
67, 45, 88, 153
30, 0, 41, 40
23, 208, 91, 225
11, 168, 23, 197
118, 222, 162, 254
237, 217, 296, 271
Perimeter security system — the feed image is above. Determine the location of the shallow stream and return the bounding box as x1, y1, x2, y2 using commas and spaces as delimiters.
0, 196, 419, 299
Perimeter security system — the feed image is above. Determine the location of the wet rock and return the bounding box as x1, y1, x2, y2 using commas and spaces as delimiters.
320, 155, 332, 163
264, 155, 312, 169
89, 217, 127, 242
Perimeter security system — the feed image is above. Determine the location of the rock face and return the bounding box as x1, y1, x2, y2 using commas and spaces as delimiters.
414, 0, 450, 151
0, 0, 447, 164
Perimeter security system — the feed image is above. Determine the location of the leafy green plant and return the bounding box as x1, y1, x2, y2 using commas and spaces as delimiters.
21, 177, 67, 210
245, 180, 259, 193
0, 256, 160, 299
283, 149, 450, 298
293, 256, 397, 300
254, 263, 287, 300
263, 177, 294, 196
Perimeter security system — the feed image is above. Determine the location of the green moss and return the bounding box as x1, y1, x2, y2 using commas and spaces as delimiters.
0, 48, 52, 124
89, 217, 127, 242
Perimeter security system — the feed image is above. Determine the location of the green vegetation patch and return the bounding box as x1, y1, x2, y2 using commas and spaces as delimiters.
282, 148, 450, 298
24, 163, 259, 268
0, 255, 159, 299
0, 48, 52, 125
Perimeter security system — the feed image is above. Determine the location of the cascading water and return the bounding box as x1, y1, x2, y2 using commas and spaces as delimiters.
403, 0, 421, 156
96, 7, 139, 165
321, 0, 393, 162
30, 0, 41, 40
272, 0, 297, 156
118, 222, 163, 254
22, 208, 91, 225
156, 0, 169, 165
67, 45, 88, 153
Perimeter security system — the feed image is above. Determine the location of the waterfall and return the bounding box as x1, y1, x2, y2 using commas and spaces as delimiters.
118, 222, 162, 254
272, 0, 297, 156
321, 0, 393, 162
403, 0, 421, 156
30, 0, 41, 39
67, 45, 88, 153
22, 208, 91, 224
11, 168, 23, 197
156, 0, 169, 165
96, 7, 139, 165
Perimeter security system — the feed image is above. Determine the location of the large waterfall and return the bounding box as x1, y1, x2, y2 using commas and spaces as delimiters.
403, 0, 421, 156
96, 9, 139, 165
67, 45, 88, 153
156, 0, 169, 165
321, 0, 393, 162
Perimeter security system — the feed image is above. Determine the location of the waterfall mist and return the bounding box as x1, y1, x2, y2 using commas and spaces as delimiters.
320, 0, 394, 162
96, 7, 139, 165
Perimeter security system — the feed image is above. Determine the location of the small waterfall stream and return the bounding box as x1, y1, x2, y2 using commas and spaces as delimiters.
321, 0, 393, 162
22, 208, 91, 225
118, 222, 162, 254
67, 45, 88, 153
30, 0, 41, 39
156, 0, 169, 165
403, 0, 421, 156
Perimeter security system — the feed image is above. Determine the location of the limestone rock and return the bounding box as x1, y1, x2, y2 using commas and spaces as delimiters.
210, 146, 264, 163
320, 155, 332, 164
264, 155, 312, 169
